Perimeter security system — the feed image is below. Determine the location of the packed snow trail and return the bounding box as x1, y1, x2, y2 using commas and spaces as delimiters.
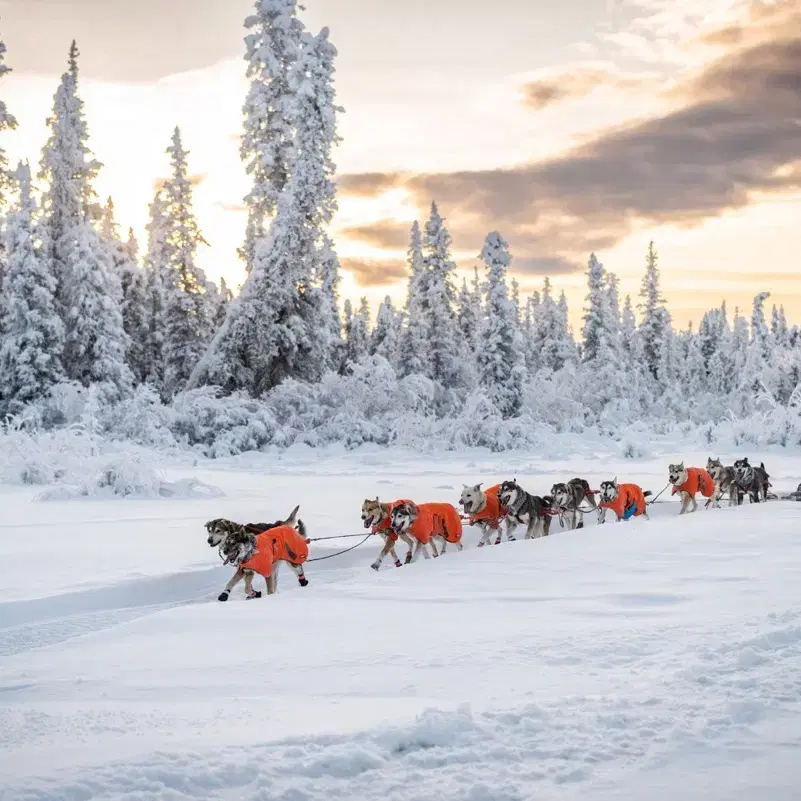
1, 484, 800, 800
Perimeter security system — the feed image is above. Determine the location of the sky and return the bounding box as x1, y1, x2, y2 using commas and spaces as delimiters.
2, 0, 800, 331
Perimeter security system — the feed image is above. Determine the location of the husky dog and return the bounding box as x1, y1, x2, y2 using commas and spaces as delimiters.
706, 458, 742, 507
733, 458, 771, 504
361, 497, 416, 570
598, 479, 651, 523
459, 483, 513, 546
389, 502, 441, 563
668, 462, 715, 515
217, 506, 309, 600
549, 478, 597, 530
497, 480, 552, 539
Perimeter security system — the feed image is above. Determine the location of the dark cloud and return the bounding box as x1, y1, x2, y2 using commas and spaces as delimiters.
337, 172, 404, 197
520, 67, 646, 111
339, 10, 801, 277
339, 219, 412, 249
342, 257, 408, 287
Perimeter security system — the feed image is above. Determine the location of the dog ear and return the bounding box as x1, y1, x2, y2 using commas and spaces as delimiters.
477, 482, 483, 490
613, 476, 618, 485
284, 505, 300, 526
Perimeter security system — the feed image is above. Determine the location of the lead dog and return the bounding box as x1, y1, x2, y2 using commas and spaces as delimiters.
668, 462, 715, 514
216, 506, 310, 600
550, 478, 597, 530
706, 458, 742, 507
459, 483, 513, 546
733, 458, 770, 504
497, 480, 552, 539
361, 497, 417, 570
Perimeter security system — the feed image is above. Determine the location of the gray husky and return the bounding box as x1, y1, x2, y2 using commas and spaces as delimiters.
733, 458, 770, 504
498, 480, 552, 539
706, 458, 742, 507
550, 478, 597, 530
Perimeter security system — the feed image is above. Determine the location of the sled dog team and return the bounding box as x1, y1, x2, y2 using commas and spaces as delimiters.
206, 456, 771, 600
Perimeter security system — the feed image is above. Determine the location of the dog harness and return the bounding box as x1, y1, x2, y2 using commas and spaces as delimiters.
371, 499, 414, 542
468, 485, 506, 530
240, 525, 309, 578
672, 467, 714, 499
408, 502, 463, 544
600, 483, 647, 520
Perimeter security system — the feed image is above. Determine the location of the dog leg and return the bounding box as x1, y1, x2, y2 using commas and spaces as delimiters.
598, 507, 607, 525
679, 493, 690, 515
576, 509, 584, 529
690, 495, 698, 513
439, 538, 447, 555
477, 525, 493, 548
429, 539, 439, 558
218, 568, 245, 601
371, 535, 395, 571
389, 543, 403, 568
292, 563, 309, 587
244, 571, 262, 600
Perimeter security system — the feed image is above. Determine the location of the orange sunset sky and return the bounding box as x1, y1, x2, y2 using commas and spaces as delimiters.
2, 0, 800, 331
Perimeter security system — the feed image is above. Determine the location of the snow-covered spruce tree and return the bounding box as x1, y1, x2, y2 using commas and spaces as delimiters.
316, 233, 343, 372
638, 241, 670, 380
533, 277, 577, 372
397, 220, 428, 377
476, 232, 526, 417
342, 296, 370, 370
100, 200, 148, 383
239, 0, 305, 273
371, 294, 402, 367
191, 27, 341, 395
457, 267, 482, 363
581, 253, 607, 363
161, 127, 210, 399
0, 31, 18, 303
0, 163, 65, 414
522, 295, 538, 372
38, 42, 102, 317
772, 304, 789, 346
751, 291, 771, 358
142, 190, 169, 388
208, 276, 233, 332
421, 202, 463, 388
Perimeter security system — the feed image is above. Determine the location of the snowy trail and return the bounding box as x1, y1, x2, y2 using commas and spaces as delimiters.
1, 451, 800, 799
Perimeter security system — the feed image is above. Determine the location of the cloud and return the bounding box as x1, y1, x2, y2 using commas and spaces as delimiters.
338, 12, 801, 277
339, 219, 412, 250
342, 257, 408, 287
337, 172, 403, 197
520, 66, 651, 111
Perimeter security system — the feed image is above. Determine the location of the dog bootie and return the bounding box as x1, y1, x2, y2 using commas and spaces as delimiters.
217, 590, 230, 602
371, 562, 381, 571
246, 591, 262, 600
394, 559, 403, 568
298, 577, 309, 587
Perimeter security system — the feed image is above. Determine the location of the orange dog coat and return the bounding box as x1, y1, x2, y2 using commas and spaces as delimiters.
672, 467, 714, 499
409, 502, 463, 544
372, 499, 414, 542
241, 525, 309, 578
469, 484, 506, 529
600, 484, 647, 520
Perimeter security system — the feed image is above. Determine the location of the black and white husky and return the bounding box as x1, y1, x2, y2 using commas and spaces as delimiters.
550, 478, 597, 530
706, 458, 742, 507
498, 480, 552, 539
733, 458, 770, 504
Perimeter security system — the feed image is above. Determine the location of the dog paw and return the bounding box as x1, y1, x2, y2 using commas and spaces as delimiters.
370, 563, 381, 571
217, 591, 229, 602
298, 578, 309, 587
246, 591, 262, 600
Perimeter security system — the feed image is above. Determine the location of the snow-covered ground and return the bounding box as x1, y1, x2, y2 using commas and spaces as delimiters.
1, 447, 800, 800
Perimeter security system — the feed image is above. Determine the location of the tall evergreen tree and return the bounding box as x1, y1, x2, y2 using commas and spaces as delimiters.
239, 0, 304, 273
160, 128, 210, 398
142, 190, 169, 387
101, 201, 148, 384
476, 232, 525, 417
342, 296, 370, 369
421, 202, 462, 388
398, 220, 428, 377
581, 253, 607, 363
534, 277, 576, 371
750, 291, 771, 357
316, 235, 343, 372
0, 32, 18, 299
371, 294, 402, 367
771, 304, 789, 346
0, 164, 65, 413
38, 42, 102, 316
192, 27, 341, 395
638, 241, 670, 379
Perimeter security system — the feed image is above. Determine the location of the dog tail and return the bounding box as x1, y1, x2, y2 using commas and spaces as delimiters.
297, 519, 307, 539
643, 490, 653, 498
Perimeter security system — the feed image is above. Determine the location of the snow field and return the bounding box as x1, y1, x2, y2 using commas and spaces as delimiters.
0, 450, 800, 799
